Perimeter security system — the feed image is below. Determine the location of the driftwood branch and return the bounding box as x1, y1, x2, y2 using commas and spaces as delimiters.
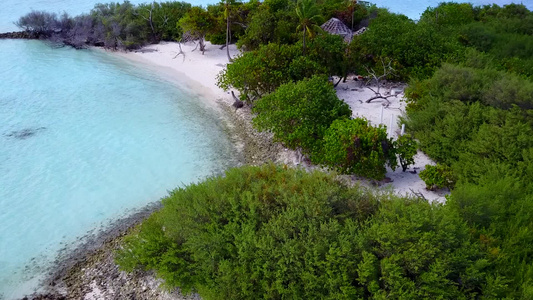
365, 94, 396, 106
172, 42, 185, 62
231, 91, 244, 111
410, 188, 427, 201
232, 22, 247, 29
333, 77, 343, 87
363, 58, 397, 105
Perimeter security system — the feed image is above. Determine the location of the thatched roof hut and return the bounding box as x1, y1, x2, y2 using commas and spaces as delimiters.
321, 18, 353, 42
321, 17, 368, 43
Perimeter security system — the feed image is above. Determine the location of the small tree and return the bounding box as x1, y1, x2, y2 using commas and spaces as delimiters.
393, 133, 418, 172
178, 6, 216, 54
253, 75, 351, 155
317, 118, 396, 180
217, 43, 325, 103
16, 11, 59, 35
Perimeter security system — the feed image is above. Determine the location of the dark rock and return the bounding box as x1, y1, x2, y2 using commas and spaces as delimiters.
0, 31, 40, 39
232, 99, 244, 110
4, 127, 46, 139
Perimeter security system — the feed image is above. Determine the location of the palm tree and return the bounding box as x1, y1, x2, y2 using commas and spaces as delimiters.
295, 0, 323, 55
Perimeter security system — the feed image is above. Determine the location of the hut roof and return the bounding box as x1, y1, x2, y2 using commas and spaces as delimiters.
321, 18, 352, 36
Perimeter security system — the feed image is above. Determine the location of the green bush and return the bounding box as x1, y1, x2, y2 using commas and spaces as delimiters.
252, 75, 351, 155
217, 37, 349, 103
419, 164, 456, 190
216, 43, 303, 103
116, 164, 381, 299
205, 32, 226, 44
316, 118, 396, 180
117, 164, 489, 299
394, 133, 418, 172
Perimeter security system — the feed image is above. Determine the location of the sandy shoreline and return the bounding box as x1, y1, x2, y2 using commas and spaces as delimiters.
26, 40, 446, 299
111, 41, 237, 109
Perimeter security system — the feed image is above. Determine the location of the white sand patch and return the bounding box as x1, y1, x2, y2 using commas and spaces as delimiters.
111, 41, 240, 111
335, 77, 447, 203
112, 42, 447, 202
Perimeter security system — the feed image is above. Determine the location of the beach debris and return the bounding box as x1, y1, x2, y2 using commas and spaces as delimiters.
231, 91, 244, 110
363, 58, 398, 106
409, 188, 427, 200
172, 41, 186, 62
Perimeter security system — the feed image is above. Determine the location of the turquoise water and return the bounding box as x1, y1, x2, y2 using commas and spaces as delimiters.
0, 39, 237, 298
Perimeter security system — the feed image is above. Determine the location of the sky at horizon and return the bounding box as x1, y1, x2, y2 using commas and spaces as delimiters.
1, 0, 532, 32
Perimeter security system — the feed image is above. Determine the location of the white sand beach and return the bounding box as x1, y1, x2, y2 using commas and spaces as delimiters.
113, 41, 239, 107
114, 41, 447, 203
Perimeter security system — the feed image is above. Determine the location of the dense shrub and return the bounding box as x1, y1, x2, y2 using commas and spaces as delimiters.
217, 35, 348, 103
347, 8, 463, 80
237, 4, 298, 50
419, 164, 455, 190
252, 76, 351, 155
405, 58, 533, 297
116, 165, 381, 298
16, 1, 192, 49
316, 118, 396, 180
217, 43, 310, 102
116, 164, 489, 299
15, 10, 60, 34
447, 175, 533, 298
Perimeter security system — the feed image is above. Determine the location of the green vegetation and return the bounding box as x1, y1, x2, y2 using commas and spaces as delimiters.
178, 6, 216, 53
217, 34, 346, 103
117, 164, 488, 299
394, 134, 418, 172
251, 76, 415, 179
317, 118, 396, 180
295, 0, 324, 55
419, 164, 455, 190
252, 76, 351, 155
400, 6, 533, 297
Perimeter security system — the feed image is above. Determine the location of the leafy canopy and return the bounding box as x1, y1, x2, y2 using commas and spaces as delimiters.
116, 164, 488, 299
252, 75, 351, 154
316, 118, 397, 180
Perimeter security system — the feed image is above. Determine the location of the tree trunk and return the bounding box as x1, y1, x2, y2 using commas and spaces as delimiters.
226, 9, 232, 62
302, 27, 306, 56
199, 37, 206, 54
148, 4, 155, 40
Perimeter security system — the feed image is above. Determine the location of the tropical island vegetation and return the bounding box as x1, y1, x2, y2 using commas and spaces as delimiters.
11, 0, 533, 298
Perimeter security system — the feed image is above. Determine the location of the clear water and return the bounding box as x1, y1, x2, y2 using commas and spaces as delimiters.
0, 39, 237, 298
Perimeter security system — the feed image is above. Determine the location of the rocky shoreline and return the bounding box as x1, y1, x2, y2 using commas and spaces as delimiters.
23, 101, 298, 300
0, 31, 40, 39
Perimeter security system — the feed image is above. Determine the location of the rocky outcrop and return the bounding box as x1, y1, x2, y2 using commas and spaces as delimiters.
0, 31, 40, 39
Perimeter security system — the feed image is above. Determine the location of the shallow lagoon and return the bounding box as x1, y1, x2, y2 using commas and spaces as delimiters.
0, 39, 236, 299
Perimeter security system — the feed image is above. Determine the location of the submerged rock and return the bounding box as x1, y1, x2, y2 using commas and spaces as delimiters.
4, 127, 46, 140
